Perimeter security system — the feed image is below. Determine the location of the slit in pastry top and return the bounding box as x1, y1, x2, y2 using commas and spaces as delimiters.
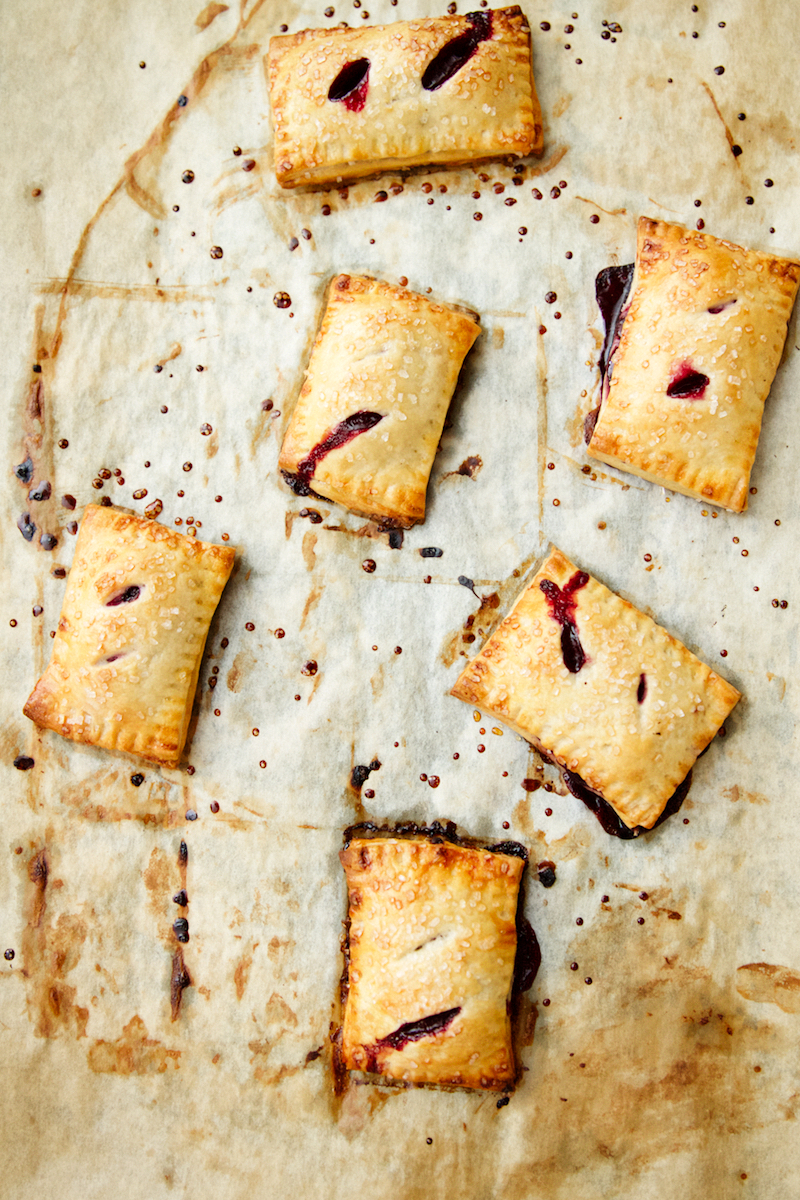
282, 410, 385, 497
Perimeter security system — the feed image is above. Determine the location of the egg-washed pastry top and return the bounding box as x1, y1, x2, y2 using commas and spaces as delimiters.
267, 6, 542, 188
279, 273, 480, 527
451, 546, 741, 831
588, 217, 800, 512
340, 835, 526, 1090
24, 505, 236, 766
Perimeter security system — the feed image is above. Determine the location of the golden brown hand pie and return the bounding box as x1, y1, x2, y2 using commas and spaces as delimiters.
339, 834, 528, 1090
278, 273, 480, 527
451, 547, 741, 832
23, 505, 235, 766
267, 6, 542, 188
588, 217, 800, 512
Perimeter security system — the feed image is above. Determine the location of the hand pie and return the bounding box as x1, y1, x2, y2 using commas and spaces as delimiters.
279, 274, 480, 527
451, 547, 741, 833
24, 505, 235, 766
339, 831, 531, 1090
267, 6, 542, 188
587, 218, 800, 512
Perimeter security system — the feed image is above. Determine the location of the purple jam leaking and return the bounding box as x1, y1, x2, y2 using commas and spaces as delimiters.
283, 410, 384, 497
707, 298, 737, 315
421, 11, 493, 91
637, 672, 647, 704
540, 571, 589, 673
106, 585, 141, 607
512, 917, 541, 993
596, 262, 634, 373
328, 58, 370, 112
564, 768, 692, 840
364, 1006, 461, 1071
666, 363, 710, 399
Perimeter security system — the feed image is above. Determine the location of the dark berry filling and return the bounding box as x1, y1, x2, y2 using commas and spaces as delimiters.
282, 410, 384, 497
106, 585, 142, 607
486, 840, 528, 860
512, 918, 541, 993
564, 768, 692, 839
707, 298, 737, 315
637, 672, 647, 704
421, 11, 493, 91
364, 1006, 461, 1072
666, 362, 709, 400
539, 571, 589, 673
328, 58, 370, 111
17, 512, 36, 542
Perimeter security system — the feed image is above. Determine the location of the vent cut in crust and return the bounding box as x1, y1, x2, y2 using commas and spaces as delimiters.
588, 217, 800, 512
279, 274, 480, 527
267, 6, 542, 188
339, 834, 527, 1090
451, 547, 741, 831
23, 505, 236, 766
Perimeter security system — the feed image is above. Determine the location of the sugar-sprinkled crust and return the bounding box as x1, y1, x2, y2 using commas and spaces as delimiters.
451, 547, 741, 830
278, 274, 480, 526
267, 6, 542, 188
588, 217, 800, 512
340, 837, 524, 1090
23, 505, 236, 766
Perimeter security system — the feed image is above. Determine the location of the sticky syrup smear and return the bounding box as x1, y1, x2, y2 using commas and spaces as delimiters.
282, 411, 384, 497
421, 11, 493, 91
539, 571, 589, 673
328, 58, 371, 112
587, 262, 634, 442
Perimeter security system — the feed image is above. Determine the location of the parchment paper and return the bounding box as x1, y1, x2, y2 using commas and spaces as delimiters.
2, 1, 799, 1197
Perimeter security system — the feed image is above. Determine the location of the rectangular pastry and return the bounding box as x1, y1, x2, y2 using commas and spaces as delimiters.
451, 547, 741, 832
587, 217, 800, 512
340, 832, 528, 1090
24, 505, 235, 766
279, 273, 480, 527
267, 6, 543, 188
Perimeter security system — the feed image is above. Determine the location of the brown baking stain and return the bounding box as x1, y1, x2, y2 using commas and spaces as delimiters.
443, 454, 483, 481
492, 326, 505, 349
574, 197, 628, 217
266, 935, 295, 964
233, 943, 258, 1000
248, 402, 279, 460
302, 530, 317, 572
226, 649, 256, 693
300, 583, 323, 631
265, 992, 299, 1029
88, 1015, 181, 1074
722, 784, 769, 805
195, 1, 229, 30
526, 144, 568, 179
21, 847, 90, 1040
156, 342, 182, 367
700, 81, 740, 163
551, 94, 572, 118
736, 964, 800, 1015
59, 769, 174, 825
370, 662, 385, 702
170, 947, 193, 1021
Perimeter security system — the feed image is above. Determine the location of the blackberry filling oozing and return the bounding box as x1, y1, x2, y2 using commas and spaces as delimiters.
564, 768, 692, 839
106, 585, 142, 607
587, 263, 635, 442
421, 11, 493, 91
666, 362, 710, 400
539, 571, 589, 673
637, 672, 647, 704
282, 410, 385, 497
328, 58, 370, 112
364, 1006, 461, 1072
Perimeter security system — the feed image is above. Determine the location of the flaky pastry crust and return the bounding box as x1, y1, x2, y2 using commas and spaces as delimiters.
340, 837, 524, 1089
589, 217, 800, 512
451, 547, 741, 830
267, 7, 543, 188
23, 506, 236, 766
278, 274, 480, 526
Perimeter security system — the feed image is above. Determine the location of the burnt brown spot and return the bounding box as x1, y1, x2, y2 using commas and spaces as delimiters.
170, 947, 192, 1021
